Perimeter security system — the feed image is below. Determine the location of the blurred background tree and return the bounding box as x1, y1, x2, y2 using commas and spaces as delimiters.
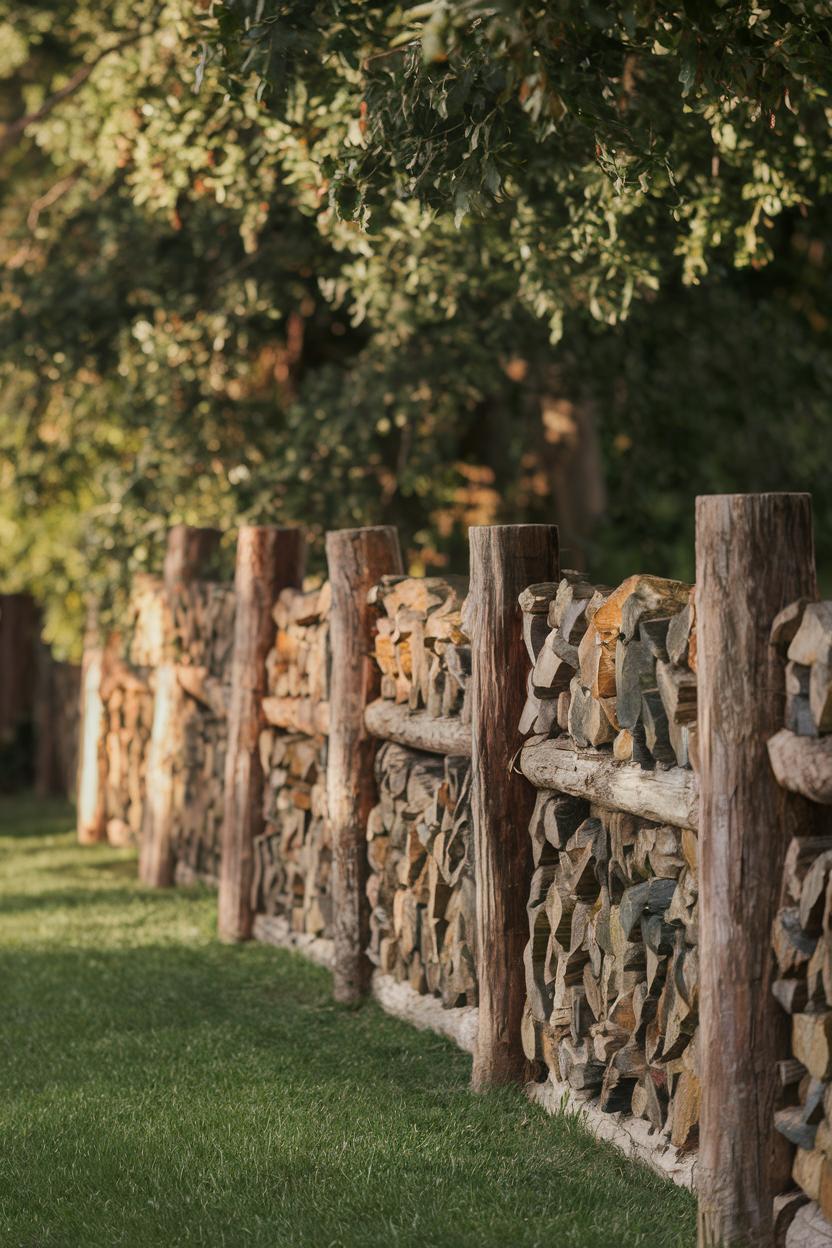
1, 1, 830, 655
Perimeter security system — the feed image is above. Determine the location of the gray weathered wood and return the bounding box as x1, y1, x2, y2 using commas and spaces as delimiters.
696, 493, 819, 1248
139, 526, 221, 886
217, 526, 305, 941
469, 524, 559, 1090
326, 526, 403, 1003
364, 698, 471, 757
769, 729, 832, 806
519, 736, 698, 828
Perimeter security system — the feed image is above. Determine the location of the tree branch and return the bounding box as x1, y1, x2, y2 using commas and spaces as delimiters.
0, 29, 151, 155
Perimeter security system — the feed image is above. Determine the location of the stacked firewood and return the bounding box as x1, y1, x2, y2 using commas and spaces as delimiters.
263, 583, 331, 733
101, 668, 154, 846
771, 599, 832, 738
522, 790, 700, 1149
519, 574, 697, 769
370, 576, 471, 721
253, 730, 330, 934
169, 583, 235, 882
99, 579, 165, 845
770, 600, 832, 1224
366, 741, 477, 1007
254, 584, 331, 934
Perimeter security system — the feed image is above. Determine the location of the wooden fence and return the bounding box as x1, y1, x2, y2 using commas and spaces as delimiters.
72, 494, 832, 1248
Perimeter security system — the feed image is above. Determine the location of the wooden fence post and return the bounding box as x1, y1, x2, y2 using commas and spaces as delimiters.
696, 493, 818, 1248
77, 604, 107, 843
218, 526, 306, 942
469, 523, 559, 1090
139, 524, 220, 886
326, 526, 403, 1004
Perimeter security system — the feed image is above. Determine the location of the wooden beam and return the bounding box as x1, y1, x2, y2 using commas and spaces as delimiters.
364, 698, 472, 757
519, 737, 698, 829
76, 605, 107, 844
768, 729, 832, 806
696, 493, 819, 1248
469, 523, 559, 1090
139, 525, 221, 887
325, 526, 403, 1004
217, 526, 305, 941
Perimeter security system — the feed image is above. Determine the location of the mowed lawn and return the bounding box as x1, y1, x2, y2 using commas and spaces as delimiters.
0, 794, 696, 1247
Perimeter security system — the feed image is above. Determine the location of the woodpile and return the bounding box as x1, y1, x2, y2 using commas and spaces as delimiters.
98, 579, 165, 845
522, 791, 700, 1150
252, 583, 331, 935
370, 576, 471, 721
770, 598, 832, 1228
169, 582, 235, 882
770, 831, 832, 1227
518, 574, 697, 770
366, 741, 477, 1007
771, 600, 832, 738
253, 730, 330, 934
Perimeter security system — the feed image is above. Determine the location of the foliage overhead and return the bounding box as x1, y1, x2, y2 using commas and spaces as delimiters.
0, 1, 831, 656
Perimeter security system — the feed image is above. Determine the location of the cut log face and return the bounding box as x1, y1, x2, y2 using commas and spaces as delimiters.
252, 583, 331, 937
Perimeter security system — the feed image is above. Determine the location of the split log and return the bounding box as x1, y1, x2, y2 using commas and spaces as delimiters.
364, 698, 472, 757
218, 527, 305, 941
769, 731, 832, 806
469, 523, 559, 1089
326, 526, 403, 1003
696, 493, 818, 1248
519, 737, 698, 830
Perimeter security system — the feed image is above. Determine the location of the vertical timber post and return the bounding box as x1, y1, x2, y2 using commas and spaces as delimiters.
696, 493, 818, 1248
218, 526, 305, 942
326, 526, 403, 1004
469, 523, 559, 1090
77, 604, 107, 844
139, 524, 220, 886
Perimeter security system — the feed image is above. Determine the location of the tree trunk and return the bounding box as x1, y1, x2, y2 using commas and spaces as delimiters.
217, 526, 305, 942
696, 493, 819, 1248
469, 523, 559, 1089
77, 605, 107, 843
326, 526, 403, 1003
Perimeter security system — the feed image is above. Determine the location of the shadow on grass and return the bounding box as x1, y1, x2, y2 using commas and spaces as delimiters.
0, 794, 74, 839
0, 884, 211, 916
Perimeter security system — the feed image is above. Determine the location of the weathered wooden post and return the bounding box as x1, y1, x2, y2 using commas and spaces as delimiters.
218, 526, 305, 942
326, 526, 403, 1004
469, 524, 559, 1090
696, 493, 818, 1248
139, 524, 220, 886
77, 604, 107, 844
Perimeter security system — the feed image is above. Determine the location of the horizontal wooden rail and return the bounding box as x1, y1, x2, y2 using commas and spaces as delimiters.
262, 694, 329, 736
364, 698, 472, 757
768, 728, 832, 805
519, 737, 699, 830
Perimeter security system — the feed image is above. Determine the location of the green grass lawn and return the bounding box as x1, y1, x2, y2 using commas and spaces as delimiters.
0, 793, 696, 1247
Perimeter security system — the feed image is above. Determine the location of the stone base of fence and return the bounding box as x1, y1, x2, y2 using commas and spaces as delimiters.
526, 1078, 696, 1190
